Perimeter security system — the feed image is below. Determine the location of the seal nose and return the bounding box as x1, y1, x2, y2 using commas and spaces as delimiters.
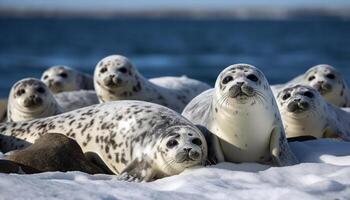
183, 147, 192, 153
109, 74, 115, 78
293, 98, 301, 102
236, 82, 244, 87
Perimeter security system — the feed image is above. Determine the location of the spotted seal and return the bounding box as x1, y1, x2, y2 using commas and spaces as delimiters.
94, 55, 210, 112
41, 65, 94, 94
271, 64, 350, 107
276, 84, 350, 140
0, 101, 207, 181
182, 64, 298, 166
7, 78, 63, 122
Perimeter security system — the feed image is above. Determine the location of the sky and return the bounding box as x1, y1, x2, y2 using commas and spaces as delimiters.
1, 0, 350, 11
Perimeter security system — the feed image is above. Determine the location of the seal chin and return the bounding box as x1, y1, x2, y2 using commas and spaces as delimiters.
287, 100, 309, 113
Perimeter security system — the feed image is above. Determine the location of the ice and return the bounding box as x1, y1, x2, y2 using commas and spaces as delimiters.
0, 139, 349, 199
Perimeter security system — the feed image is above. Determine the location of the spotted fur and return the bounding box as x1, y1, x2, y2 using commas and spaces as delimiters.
0, 101, 207, 181
94, 55, 210, 112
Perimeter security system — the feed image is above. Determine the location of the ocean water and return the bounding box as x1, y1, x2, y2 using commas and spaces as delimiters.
0, 17, 349, 97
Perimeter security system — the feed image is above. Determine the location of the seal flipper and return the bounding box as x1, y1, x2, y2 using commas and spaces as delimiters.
118, 158, 154, 182
270, 126, 299, 166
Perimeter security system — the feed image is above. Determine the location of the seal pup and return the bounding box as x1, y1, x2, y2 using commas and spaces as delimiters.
0, 101, 207, 181
182, 64, 298, 166
94, 55, 210, 112
7, 78, 63, 122
276, 85, 350, 140
271, 64, 350, 107
41, 65, 94, 94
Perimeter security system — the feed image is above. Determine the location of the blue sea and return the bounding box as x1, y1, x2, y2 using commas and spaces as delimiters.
0, 17, 349, 97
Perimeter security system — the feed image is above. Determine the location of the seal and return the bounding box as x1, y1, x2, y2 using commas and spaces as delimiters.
271, 64, 350, 107
7, 78, 63, 122
0, 101, 207, 181
182, 64, 298, 166
94, 55, 210, 112
5, 133, 105, 174
41, 65, 94, 94
276, 84, 350, 140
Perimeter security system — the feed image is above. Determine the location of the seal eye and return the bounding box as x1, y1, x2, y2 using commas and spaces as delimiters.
326, 73, 335, 79
16, 89, 25, 96
43, 75, 49, 80
37, 87, 45, 94
308, 76, 315, 81
247, 74, 259, 82
59, 72, 68, 78
100, 67, 107, 73
222, 76, 233, 84
282, 93, 290, 100
118, 67, 127, 73
304, 91, 314, 98
166, 139, 178, 148
192, 138, 202, 146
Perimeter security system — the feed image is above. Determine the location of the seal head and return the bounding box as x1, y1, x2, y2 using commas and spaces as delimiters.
41, 65, 91, 93
8, 78, 62, 122
153, 125, 206, 178
276, 84, 349, 139
302, 64, 349, 107
94, 55, 141, 102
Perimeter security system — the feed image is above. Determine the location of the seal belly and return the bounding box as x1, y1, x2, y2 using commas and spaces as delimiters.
210, 109, 274, 163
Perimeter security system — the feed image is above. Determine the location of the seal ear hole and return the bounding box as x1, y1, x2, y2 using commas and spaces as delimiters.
308, 76, 315, 81
166, 139, 178, 148
37, 87, 45, 94
59, 72, 68, 78
222, 76, 233, 84
247, 74, 259, 82
326, 73, 335, 79
303, 91, 314, 98
282, 93, 291, 100
100, 67, 107, 73
192, 138, 202, 146
118, 67, 127, 73
16, 89, 25, 96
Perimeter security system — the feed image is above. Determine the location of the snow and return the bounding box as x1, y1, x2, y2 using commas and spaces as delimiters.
1, 139, 350, 200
